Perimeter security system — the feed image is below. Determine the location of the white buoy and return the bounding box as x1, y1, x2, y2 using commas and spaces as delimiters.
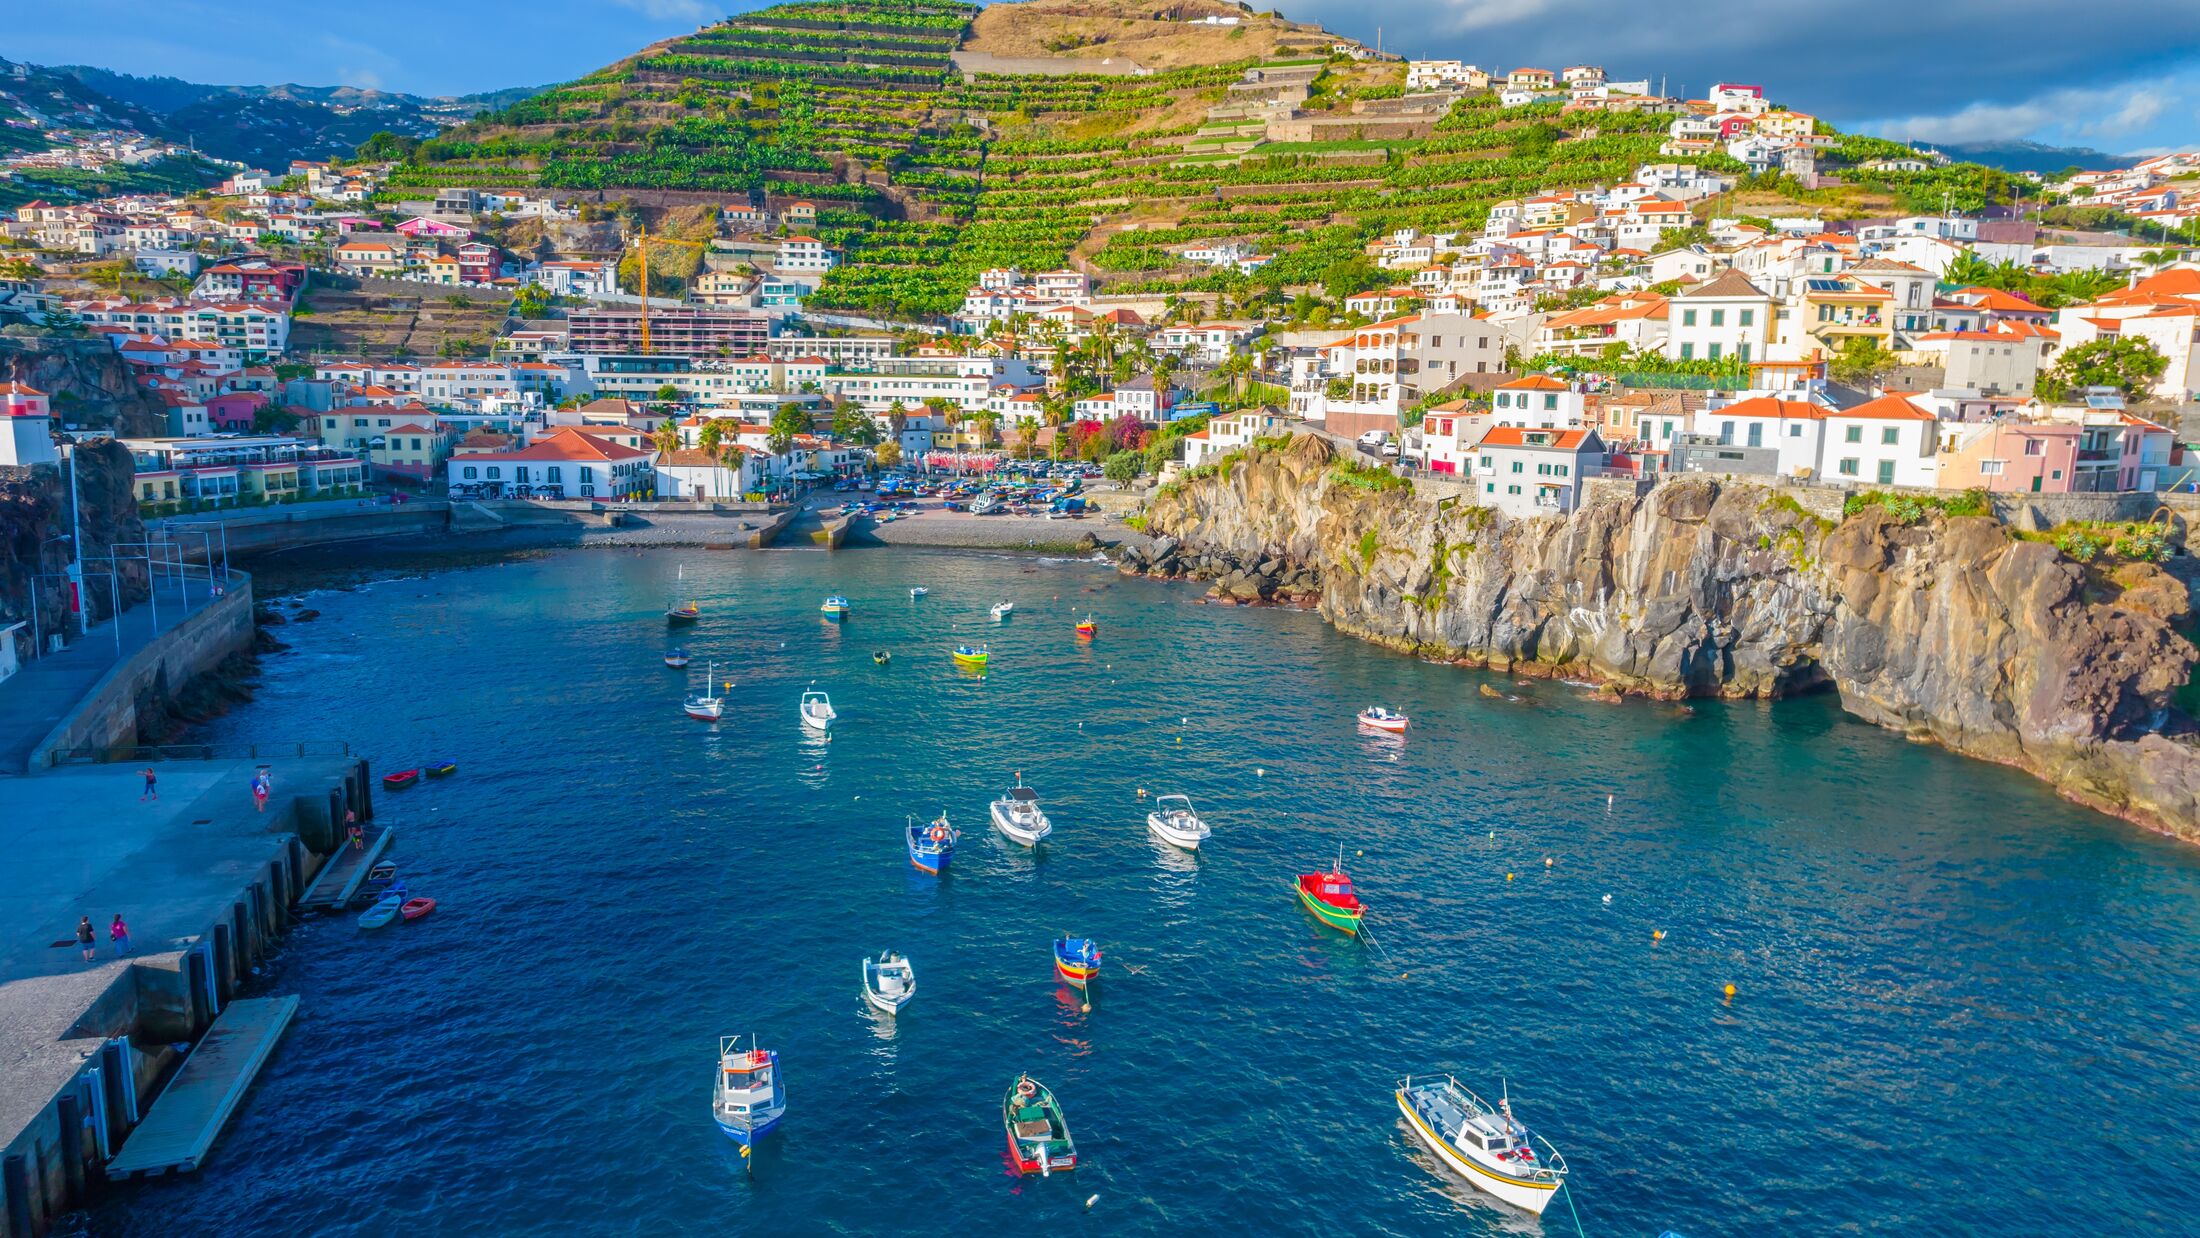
1601, 893, 1612, 905
1255, 768, 1265, 777
1084, 1194, 1100, 1210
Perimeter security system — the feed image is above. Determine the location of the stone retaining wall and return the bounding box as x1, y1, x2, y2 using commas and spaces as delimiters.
26, 576, 254, 770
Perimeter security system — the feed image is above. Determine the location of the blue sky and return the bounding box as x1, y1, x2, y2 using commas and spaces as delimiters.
12, 0, 2199, 154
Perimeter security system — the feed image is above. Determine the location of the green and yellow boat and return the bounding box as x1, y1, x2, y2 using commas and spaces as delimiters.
1296, 854, 1365, 934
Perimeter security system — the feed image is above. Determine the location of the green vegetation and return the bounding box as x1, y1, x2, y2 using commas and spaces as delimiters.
2035, 337, 2168, 402
1841, 488, 1993, 524
2019, 520, 2174, 564
0, 153, 226, 212
1329, 458, 1411, 495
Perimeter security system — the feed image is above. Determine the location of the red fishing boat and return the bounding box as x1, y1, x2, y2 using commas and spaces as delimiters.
382, 769, 420, 790
1296, 850, 1365, 934
400, 897, 436, 922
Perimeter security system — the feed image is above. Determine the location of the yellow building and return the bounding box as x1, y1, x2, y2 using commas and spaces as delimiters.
1798, 275, 1893, 350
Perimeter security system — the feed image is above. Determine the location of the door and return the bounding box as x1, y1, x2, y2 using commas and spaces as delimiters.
1876, 461, 1895, 485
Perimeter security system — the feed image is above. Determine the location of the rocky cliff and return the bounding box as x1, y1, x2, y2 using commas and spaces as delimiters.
0, 336, 168, 436
1123, 434, 2200, 841
0, 439, 149, 657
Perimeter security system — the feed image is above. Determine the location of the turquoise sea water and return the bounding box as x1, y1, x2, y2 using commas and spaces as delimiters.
91, 546, 2200, 1236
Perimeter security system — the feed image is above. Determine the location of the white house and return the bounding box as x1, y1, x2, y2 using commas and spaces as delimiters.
655, 446, 762, 500
1489, 374, 1585, 429
445, 427, 654, 499
1665, 269, 1777, 363
1689, 395, 1830, 477
1474, 427, 1606, 518
776, 235, 836, 273
1822, 394, 1939, 487
0, 384, 58, 467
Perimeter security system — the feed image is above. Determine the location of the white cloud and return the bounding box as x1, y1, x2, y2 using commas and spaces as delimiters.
1863, 83, 2178, 146
606, 0, 710, 20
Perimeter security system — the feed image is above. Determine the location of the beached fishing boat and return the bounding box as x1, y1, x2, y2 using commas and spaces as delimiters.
664, 648, 691, 668
952, 644, 989, 670
1395, 1076, 1569, 1215
909, 587, 928, 598
424, 760, 457, 779
907, 813, 957, 874
862, 952, 916, 1016
1052, 937, 1101, 988
1003, 1076, 1077, 1176
990, 601, 1013, 620
685, 660, 725, 722
820, 595, 850, 618
1297, 850, 1365, 934
1074, 615, 1096, 638
381, 769, 419, 790
1357, 706, 1410, 733
358, 893, 403, 929
1146, 794, 1211, 850
799, 687, 837, 731
712, 1035, 785, 1146
666, 601, 701, 626
989, 776, 1052, 846
400, 897, 436, 922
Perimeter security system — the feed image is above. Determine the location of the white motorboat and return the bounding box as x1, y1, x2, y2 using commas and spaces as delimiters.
1145, 794, 1211, 850
861, 951, 916, 1016
685, 660, 725, 722
1357, 706, 1410, 733
799, 687, 837, 731
1395, 1076, 1568, 1215
989, 776, 1052, 846
990, 601, 1014, 620
909, 586, 929, 598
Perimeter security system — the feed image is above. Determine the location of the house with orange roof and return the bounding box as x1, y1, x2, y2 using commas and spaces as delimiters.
445, 426, 653, 499
370, 421, 454, 483
1308, 312, 1503, 437
1794, 274, 1893, 351
1687, 395, 1833, 476
1490, 373, 1587, 429
1537, 291, 1669, 357
1823, 394, 1940, 487
1472, 426, 1606, 517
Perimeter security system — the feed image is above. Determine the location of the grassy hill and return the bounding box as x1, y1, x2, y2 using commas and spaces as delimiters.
391, 0, 2032, 319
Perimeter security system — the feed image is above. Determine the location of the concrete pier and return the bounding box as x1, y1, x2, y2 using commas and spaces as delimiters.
0, 755, 371, 1238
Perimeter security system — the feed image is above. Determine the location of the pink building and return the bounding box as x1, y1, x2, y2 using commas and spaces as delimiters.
1939, 421, 2081, 493
206, 390, 271, 432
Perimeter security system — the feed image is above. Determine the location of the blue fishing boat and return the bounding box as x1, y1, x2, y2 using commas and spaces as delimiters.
907, 813, 957, 874
713, 1035, 785, 1146
1053, 936, 1101, 989
357, 892, 403, 929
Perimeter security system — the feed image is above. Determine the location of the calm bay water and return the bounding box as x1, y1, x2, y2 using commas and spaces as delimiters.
90, 546, 2200, 1237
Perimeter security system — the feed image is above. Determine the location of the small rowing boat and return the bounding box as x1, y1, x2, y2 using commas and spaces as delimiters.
951, 644, 989, 670
1297, 848, 1365, 934
1074, 615, 1096, 638
713, 1035, 785, 1147
873, 650, 891, 666
907, 813, 957, 874
820, 595, 850, 618
862, 951, 916, 1016
799, 687, 837, 731
1395, 1075, 1569, 1214
909, 586, 928, 598
358, 893, 403, 929
1052, 936, 1101, 989
1357, 706, 1409, 732
1003, 1076, 1077, 1176
381, 769, 419, 790
664, 648, 691, 668
400, 897, 436, 922
424, 760, 457, 779
990, 601, 1013, 620
989, 776, 1052, 846
666, 601, 701, 626
1146, 793, 1211, 850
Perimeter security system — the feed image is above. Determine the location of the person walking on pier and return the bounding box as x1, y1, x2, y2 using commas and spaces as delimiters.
110, 914, 130, 957
140, 767, 157, 801
76, 917, 96, 963
251, 771, 269, 813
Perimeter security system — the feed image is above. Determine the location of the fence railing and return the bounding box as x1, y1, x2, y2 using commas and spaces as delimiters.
49, 740, 354, 765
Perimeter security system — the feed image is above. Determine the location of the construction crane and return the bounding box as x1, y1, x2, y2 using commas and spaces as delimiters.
629, 224, 710, 354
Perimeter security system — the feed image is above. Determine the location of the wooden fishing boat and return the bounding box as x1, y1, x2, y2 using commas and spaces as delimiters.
1297, 851, 1365, 934
1074, 615, 1096, 638
1395, 1075, 1569, 1214
713, 1035, 785, 1146
1052, 937, 1101, 989
1003, 1076, 1077, 1176
424, 760, 457, 779
820, 595, 850, 618
666, 601, 701, 626
862, 951, 916, 1016
1146, 794, 1211, 850
357, 893, 403, 929
400, 897, 437, 922
664, 648, 691, 668
1357, 706, 1410, 733
907, 814, 957, 874
951, 644, 989, 670
381, 769, 419, 790
685, 660, 725, 722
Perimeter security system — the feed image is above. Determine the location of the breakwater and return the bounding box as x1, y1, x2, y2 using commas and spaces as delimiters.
1124, 434, 2200, 841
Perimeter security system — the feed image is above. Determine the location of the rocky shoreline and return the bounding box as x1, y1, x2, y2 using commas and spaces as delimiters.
1118, 433, 2200, 843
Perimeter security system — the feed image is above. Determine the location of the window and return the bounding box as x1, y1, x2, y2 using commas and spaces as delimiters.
1682, 309, 1698, 326
1881, 427, 1899, 445
1507, 484, 1521, 495
1787, 423, 1802, 438
1838, 458, 1859, 476
1679, 343, 1694, 359
1980, 460, 2005, 476
486, 466, 501, 479
1844, 426, 1862, 443
580, 466, 595, 482
1542, 394, 1558, 411
1710, 309, 1725, 327
547, 466, 562, 483
1511, 460, 1523, 473
1486, 482, 1496, 493
1877, 460, 1895, 484
1709, 343, 1722, 360
1718, 420, 1735, 445
1739, 309, 1754, 327
2023, 440, 2043, 457
1746, 423, 1762, 447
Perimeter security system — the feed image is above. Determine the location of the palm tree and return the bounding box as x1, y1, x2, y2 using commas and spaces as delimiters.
651, 417, 681, 457
971, 408, 1002, 450
696, 418, 729, 499
1088, 316, 1119, 375
1217, 351, 1253, 401
1042, 395, 1072, 462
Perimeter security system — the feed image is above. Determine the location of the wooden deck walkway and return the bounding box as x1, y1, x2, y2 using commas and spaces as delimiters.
105, 995, 300, 1178
297, 824, 394, 911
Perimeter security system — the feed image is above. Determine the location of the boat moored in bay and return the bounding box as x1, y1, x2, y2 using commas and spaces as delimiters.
820, 595, 850, 618
713, 1035, 786, 1146
989, 776, 1052, 846
1395, 1075, 1568, 1214
952, 644, 989, 671
685, 660, 726, 722
1003, 1076, 1076, 1176
799, 687, 837, 731
1296, 850, 1365, 934
1052, 936, 1101, 988
907, 813, 957, 874
1146, 794, 1211, 850
862, 951, 916, 1016
664, 648, 691, 668
1357, 706, 1409, 733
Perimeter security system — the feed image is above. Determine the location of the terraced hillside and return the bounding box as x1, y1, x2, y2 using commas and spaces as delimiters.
392, 0, 2027, 319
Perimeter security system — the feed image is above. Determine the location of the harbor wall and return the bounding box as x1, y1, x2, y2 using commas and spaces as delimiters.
25, 574, 255, 770
153, 504, 451, 558
0, 764, 367, 1238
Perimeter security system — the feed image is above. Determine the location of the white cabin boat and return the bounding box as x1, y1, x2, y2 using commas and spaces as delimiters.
1145, 794, 1211, 850
799, 687, 837, 731
909, 587, 929, 598
990, 601, 1014, 620
862, 951, 916, 1016
713, 1035, 785, 1146
1395, 1076, 1568, 1214
1357, 706, 1410, 733
989, 776, 1052, 846
685, 660, 725, 721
